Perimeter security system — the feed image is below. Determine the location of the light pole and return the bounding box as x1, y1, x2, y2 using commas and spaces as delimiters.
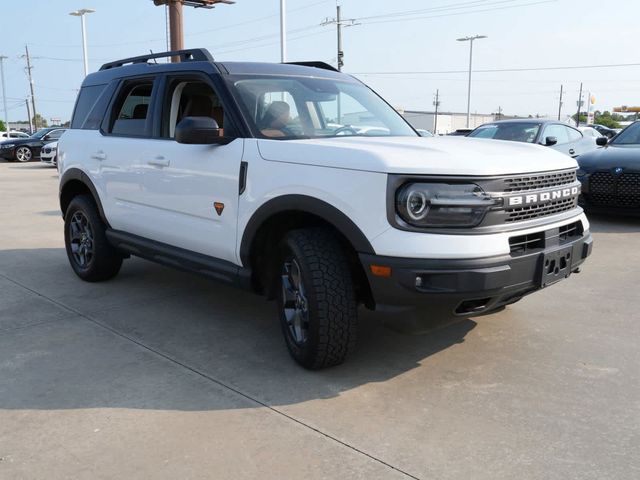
0, 55, 8, 133
457, 35, 487, 128
280, 0, 287, 62
69, 8, 95, 77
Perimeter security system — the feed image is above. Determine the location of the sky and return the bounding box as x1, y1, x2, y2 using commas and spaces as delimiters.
1, 0, 639, 124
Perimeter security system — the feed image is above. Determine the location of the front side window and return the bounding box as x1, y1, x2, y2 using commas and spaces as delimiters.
109, 81, 154, 137
468, 123, 540, 143
542, 124, 570, 145
230, 76, 416, 139
161, 79, 230, 138
611, 122, 640, 145
45, 129, 65, 140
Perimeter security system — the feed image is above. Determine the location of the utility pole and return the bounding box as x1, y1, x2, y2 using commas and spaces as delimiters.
433, 89, 440, 134
280, 0, 286, 62
321, 5, 358, 71
496, 105, 503, 120
22, 45, 38, 130
151, 1, 235, 62
576, 82, 583, 127
25, 99, 32, 134
558, 84, 563, 121
457, 35, 487, 128
0, 55, 8, 133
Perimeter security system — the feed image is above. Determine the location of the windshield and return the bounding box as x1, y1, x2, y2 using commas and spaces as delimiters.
30, 129, 49, 139
229, 75, 417, 139
468, 123, 541, 143
611, 122, 640, 145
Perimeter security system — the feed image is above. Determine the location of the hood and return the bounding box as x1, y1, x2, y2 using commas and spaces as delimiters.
0, 137, 35, 146
578, 144, 640, 171
257, 136, 577, 176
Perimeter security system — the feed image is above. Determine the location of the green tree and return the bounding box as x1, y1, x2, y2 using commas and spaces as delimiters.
571, 113, 588, 124
593, 111, 621, 129
0, 120, 6, 131
32, 114, 48, 128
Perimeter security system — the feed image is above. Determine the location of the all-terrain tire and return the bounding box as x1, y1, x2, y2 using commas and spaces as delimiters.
277, 228, 358, 369
64, 194, 123, 282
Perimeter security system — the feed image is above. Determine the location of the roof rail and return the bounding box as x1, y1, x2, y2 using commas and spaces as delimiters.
285, 61, 340, 73
99, 48, 214, 71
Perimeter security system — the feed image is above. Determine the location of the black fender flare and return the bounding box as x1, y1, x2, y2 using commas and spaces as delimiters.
59, 168, 109, 225
239, 194, 375, 266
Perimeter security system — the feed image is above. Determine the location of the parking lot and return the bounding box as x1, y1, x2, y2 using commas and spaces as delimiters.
0, 160, 638, 479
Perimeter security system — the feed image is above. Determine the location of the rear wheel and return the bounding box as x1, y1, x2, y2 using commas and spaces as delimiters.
15, 146, 32, 162
277, 228, 358, 369
64, 195, 123, 282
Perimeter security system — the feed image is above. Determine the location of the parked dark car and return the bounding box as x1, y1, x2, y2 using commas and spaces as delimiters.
578, 121, 640, 215
0, 127, 66, 162
588, 124, 618, 139
468, 119, 601, 157
448, 128, 473, 136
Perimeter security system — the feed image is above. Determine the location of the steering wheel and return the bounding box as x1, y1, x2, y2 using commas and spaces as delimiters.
333, 126, 359, 136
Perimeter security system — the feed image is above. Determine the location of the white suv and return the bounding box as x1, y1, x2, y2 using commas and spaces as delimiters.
58, 49, 592, 368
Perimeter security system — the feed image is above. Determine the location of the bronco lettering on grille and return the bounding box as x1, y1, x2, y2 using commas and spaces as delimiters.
507, 185, 580, 207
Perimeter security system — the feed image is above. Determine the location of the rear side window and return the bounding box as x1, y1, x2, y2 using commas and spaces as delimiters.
109, 81, 154, 137
567, 127, 582, 142
71, 84, 107, 129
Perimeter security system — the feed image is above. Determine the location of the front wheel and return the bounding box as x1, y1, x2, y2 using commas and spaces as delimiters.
15, 146, 32, 162
277, 228, 358, 369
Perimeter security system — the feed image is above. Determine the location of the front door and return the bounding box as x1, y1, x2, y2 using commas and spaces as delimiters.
136, 75, 243, 264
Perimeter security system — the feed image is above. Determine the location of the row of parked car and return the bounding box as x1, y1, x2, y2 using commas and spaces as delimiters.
444, 119, 638, 216
0, 127, 63, 165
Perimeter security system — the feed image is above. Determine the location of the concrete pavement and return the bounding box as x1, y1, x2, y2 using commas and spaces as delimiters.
0, 161, 638, 479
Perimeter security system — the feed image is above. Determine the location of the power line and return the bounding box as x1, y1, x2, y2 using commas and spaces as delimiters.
352, 62, 640, 75
354, 0, 557, 26
354, 0, 522, 21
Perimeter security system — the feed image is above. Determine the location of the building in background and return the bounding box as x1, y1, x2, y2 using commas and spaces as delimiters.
401, 110, 494, 135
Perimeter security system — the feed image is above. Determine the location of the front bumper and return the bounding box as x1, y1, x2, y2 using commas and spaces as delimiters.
40, 152, 57, 165
0, 146, 15, 159
360, 228, 593, 317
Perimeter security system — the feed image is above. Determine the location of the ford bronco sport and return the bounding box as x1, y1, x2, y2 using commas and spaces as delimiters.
58, 49, 592, 369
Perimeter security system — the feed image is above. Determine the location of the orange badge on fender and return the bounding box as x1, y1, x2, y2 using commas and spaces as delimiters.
214, 202, 225, 216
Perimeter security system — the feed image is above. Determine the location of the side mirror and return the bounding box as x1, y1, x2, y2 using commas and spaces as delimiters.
544, 136, 558, 146
596, 136, 608, 146
175, 116, 222, 144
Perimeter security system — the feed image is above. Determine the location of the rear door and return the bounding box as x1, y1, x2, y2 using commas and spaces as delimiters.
95, 76, 161, 235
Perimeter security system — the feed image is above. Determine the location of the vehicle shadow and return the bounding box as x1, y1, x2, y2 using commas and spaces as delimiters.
0, 247, 476, 412
587, 212, 640, 234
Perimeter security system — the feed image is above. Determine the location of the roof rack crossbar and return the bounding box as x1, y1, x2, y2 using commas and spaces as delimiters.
99, 48, 214, 71
285, 61, 340, 73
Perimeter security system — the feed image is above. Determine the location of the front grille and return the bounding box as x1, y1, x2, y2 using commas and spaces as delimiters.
558, 221, 583, 243
508, 220, 584, 256
504, 197, 578, 222
590, 171, 640, 207
509, 231, 545, 254
504, 170, 576, 193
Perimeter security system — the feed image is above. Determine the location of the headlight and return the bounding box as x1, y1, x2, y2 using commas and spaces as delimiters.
396, 183, 500, 228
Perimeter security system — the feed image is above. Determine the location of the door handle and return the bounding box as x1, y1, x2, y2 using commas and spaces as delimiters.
91, 151, 107, 161
569, 149, 576, 155
148, 156, 170, 167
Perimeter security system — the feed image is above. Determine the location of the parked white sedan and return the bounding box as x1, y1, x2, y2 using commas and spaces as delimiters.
40, 141, 58, 167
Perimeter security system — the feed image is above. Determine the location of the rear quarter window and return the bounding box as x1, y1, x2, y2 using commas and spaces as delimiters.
71, 84, 107, 129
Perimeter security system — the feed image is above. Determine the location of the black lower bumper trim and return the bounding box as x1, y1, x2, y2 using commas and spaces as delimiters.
359, 231, 593, 317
